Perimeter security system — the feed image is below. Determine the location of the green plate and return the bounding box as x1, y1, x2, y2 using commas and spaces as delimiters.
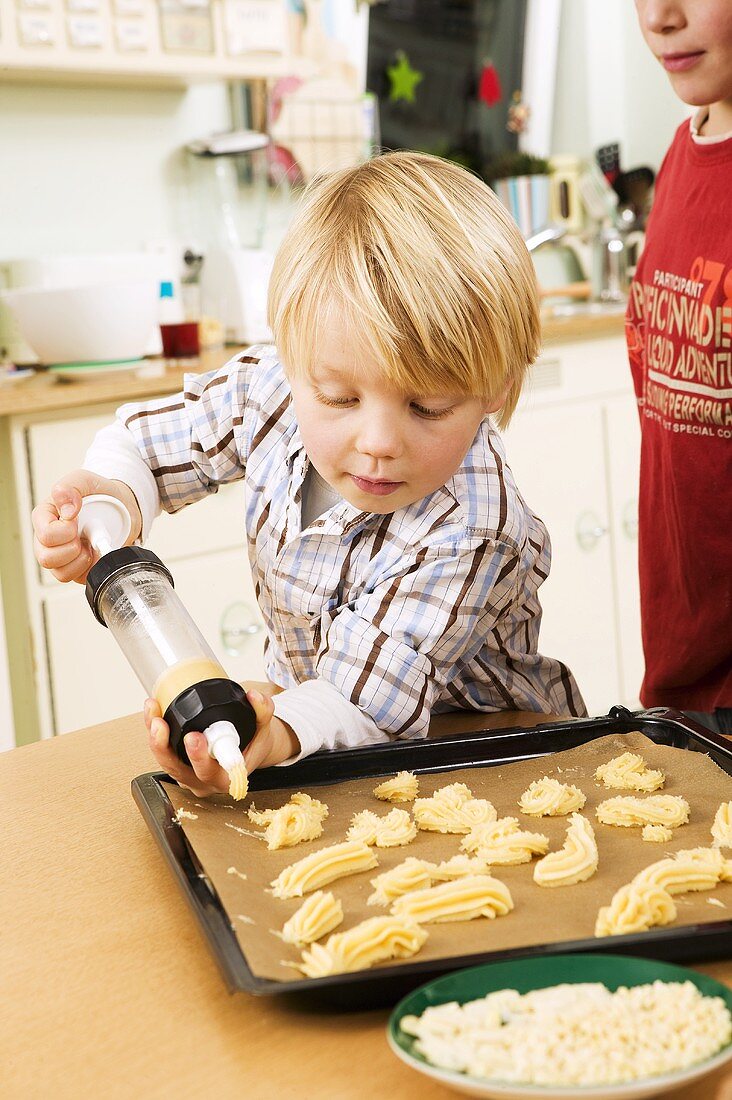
388, 954, 732, 1100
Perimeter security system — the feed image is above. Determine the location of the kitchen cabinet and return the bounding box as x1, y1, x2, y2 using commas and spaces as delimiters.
501, 333, 642, 716
0, 0, 310, 84
0, 574, 15, 752
0, 400, 266, 745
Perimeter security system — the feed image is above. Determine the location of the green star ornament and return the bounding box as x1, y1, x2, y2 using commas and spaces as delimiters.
387, 51, 423, 104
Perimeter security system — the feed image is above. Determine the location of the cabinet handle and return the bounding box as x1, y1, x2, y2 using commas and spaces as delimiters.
220, 601, 263, 656
622, 500, 639, 540
575, 511, 609, 551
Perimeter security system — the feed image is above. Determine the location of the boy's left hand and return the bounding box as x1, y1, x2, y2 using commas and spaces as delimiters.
144, 688, 299, 797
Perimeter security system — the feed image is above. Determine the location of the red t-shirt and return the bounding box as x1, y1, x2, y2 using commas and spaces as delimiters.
626, 119, 732, 711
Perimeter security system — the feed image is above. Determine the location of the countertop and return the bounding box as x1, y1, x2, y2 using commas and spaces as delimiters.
1, 708, 730, 1100
0, 310, 626, 420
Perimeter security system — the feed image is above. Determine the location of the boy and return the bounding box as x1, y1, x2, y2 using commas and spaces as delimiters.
627, 1, 731, 732
32, 151, 585, 796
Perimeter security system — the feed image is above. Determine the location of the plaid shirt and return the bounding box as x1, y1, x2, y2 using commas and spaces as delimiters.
115, 347, 585, 743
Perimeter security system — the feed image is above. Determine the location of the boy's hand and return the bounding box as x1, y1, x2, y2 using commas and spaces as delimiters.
31, 469, 142, 584
144, 688, 300, 797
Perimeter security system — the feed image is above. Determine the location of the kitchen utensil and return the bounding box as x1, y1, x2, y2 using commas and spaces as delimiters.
578, 165, 620, 225
2, 280, 158, 365
388, 954, 732, 1100
80, 495, 256, 768
591, 225, 645, 303
0, 252, 173, 364
186, 131, 276, 343
131, 707, 732, 999
595, 142, 621, 186
548, 156, 582, 232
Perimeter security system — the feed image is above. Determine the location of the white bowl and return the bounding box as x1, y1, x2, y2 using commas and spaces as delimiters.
2, 280, 158, 365
388, 954, 732, 1100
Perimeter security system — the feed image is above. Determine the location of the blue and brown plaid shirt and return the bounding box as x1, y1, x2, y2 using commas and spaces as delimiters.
109, 346, 585, 750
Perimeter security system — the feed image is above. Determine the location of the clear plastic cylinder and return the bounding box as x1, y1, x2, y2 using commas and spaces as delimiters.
97, 562, 226, 714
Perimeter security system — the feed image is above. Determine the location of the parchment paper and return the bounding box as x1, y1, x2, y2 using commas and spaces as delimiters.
163, 732, 732, 983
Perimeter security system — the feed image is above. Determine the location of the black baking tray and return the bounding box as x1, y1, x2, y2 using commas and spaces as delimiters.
131, 707, 732, 1003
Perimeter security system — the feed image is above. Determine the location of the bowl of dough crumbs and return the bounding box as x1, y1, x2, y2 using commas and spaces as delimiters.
387, 954, 732, 1099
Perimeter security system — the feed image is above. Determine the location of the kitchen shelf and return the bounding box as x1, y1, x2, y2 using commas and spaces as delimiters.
0, 0, 315, 85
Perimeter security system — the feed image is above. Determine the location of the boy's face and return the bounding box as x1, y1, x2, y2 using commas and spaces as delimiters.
287, 320, 499, 515
635, 0, 732, 109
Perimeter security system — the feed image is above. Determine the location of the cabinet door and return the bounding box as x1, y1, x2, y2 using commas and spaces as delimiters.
44, 548, 266, 735
501, 404, 621, 716
0, 574, 16, 751
605, 395, 643, 707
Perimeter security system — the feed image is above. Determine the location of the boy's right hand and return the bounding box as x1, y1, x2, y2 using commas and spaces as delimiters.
32, 469, 142, 584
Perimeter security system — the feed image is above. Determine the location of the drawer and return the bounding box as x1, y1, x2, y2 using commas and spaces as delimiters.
27, 412, 248, 585
44, 547, 266, 735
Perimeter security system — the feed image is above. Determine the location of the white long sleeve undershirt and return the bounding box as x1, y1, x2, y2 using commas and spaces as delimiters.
82, 418, 386, 761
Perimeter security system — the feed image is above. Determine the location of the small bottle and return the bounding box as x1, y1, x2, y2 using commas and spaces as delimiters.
158, 280, 199, 359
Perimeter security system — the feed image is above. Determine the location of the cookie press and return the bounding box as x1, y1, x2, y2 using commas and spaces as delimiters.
79, 494, 256, 798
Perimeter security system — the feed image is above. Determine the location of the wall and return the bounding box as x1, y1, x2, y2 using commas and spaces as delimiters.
0, 81, 231, 261
0, 3, 692, 265
551, 0, 690, 171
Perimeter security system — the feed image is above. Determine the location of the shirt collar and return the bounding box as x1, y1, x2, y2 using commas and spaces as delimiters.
690, 107, 732, 145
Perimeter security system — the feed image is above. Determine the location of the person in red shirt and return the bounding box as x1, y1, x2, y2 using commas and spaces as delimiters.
627, 0, 732, 734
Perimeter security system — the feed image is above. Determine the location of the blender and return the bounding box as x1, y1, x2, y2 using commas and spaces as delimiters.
79, 495, 256, 799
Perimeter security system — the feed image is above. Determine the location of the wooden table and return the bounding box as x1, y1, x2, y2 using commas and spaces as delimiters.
2, 711, 730, 1100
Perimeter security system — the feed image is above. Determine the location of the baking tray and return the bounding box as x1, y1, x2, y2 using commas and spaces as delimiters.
131, 707, 732, 1002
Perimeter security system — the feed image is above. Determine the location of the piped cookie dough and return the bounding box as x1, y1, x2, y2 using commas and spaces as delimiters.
425, 854, 491, 880
594, 752, 665, 793
280, 891, 344, 946
373, 771, 419, 803
461, 817, 549, 865
595, 847, 732, 937
248, 792, 329, 850
642, 824, 674, 843
413, 783, 497, 834
271, 840, 378, 899
633, 847, 731, 895
346, 808, 416, 848
595, 882, 677, 937
596, 794, 689, 829
533, 813, 598, 887
711, 801, 732, 848
294, 916, 428, 977
518, 777, 586, 816
390, 874, 514, 923
368, 858, 434, 906
367, 854, 491, 907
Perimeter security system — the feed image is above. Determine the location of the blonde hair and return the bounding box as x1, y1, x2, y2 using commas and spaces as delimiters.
268, 150, 540, 428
